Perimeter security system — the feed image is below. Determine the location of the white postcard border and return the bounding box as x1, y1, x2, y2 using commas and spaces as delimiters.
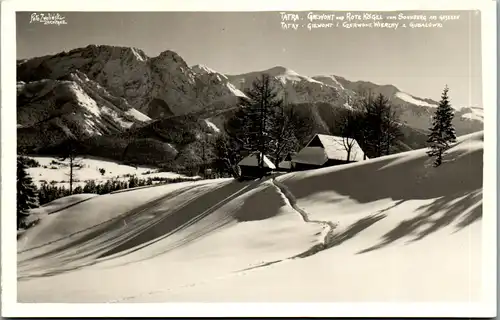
1, 0, 496, 317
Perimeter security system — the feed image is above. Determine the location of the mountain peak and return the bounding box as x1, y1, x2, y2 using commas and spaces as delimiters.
156, 50, 183, 61
263, 66, 299, 77
66, 44, 148, 61
152, 49, 190, 70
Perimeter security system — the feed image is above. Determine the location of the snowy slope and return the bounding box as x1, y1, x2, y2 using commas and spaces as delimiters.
457, 106, 484, 121
191, 64, 248, 111
312, 75, 345, 89
17, 132, 483, 303
17, 72, 152, 150
27, 156, 199, 189
29, 194, 99, 217
279, 131, 482, 238
263, 66, 323, 84
229, 66, 322, 85
17, 194, 100, 238
191, 64, 219, 75
395, 91, 438, 108
18, 178, 323, 302
129, 132, 484, 303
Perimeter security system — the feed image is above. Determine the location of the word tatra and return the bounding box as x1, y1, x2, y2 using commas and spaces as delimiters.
280, 12, 300, 22
281, 22, 299, 30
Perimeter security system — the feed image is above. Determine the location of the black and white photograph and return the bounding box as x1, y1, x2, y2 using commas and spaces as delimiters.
2, 0, 497, 317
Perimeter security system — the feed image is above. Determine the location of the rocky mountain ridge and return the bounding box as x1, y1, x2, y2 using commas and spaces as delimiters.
17, 44, 483, 161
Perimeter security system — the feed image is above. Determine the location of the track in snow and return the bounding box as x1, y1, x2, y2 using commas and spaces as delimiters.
229, 177, 340, 271
107, 177, 339, 302
270, 177, 338, 258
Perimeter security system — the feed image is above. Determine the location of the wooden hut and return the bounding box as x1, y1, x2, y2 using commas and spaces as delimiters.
277, 153, 295, 172
291, 134, 367, 171
237, 152, 276, 179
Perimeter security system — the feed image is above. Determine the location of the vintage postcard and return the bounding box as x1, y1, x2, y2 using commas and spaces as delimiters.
1, 0, 497, 317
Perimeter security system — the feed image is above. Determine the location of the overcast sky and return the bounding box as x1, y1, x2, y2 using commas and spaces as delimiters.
17, 11, 482, 107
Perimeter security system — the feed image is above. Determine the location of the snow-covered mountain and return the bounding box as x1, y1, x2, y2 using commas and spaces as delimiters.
17, 44, 483, 157
17, 70, 152, 151
17, 45, 254, 151
17, 45, 249, 119
191, 64, 248, 113
317, 75, 484, 134
225, 68, 483, 135
192, 64, 247, 98
456, 106, 484, 122
311, 75, 357, 108
395, 91, 438, 108
227, 66, 343, 106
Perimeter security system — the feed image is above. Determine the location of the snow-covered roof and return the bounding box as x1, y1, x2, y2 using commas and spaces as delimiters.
314, 134, 366, 162
292, 147, 328, 166
238, 152, 276, 169
292, 134, 366, 165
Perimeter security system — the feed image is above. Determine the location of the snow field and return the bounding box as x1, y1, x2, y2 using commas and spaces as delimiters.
17, 132, 483, 303
26, 156, 199, 189
18, 178, 323, 302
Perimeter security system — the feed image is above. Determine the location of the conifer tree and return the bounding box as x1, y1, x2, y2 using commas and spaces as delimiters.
362, 93, 401, 158
17, 157, 39, 229
427, 85, 457, 167
225, 74, 283, 170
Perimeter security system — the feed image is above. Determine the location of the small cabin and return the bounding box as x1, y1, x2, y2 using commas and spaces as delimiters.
291, 134, 367, 171
277, 153, 295, 172
237, 152, 276, 179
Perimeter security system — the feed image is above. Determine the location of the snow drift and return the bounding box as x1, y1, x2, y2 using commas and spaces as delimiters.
17, 132, 483, 303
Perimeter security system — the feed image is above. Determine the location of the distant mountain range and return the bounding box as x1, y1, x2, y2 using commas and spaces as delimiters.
17, 44, 483, 165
